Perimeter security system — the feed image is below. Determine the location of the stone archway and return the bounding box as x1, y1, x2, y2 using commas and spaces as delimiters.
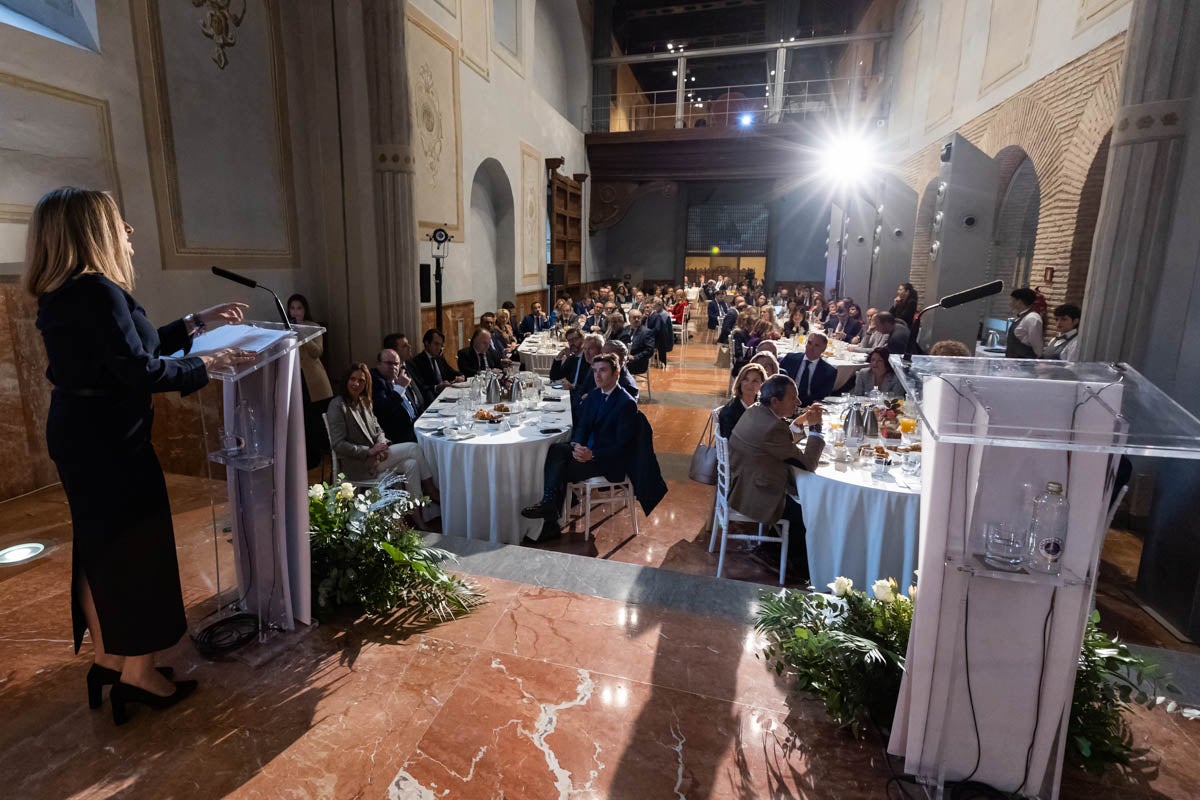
532, 0, 589, 126
468, 158, 516, 312
1066, 130, 1111, 306
987, 146, 1041, 319
908, 178, 940, 300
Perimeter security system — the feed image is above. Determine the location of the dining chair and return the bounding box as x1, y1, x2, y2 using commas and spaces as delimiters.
560, 476, 638, 539
710, 432, 790, 585
633, 366, 652, 401
322, 413, 382, 490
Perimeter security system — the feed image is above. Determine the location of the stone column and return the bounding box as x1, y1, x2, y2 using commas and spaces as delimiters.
1077, 0, 1200, 363
361, 0, 422, 341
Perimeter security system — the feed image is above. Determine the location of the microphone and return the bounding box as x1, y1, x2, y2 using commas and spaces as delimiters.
940, 280, 1004, 309
210, 266, 293, 329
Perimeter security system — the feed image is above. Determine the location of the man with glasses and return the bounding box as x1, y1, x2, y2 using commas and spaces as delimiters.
372, 349, 424, 444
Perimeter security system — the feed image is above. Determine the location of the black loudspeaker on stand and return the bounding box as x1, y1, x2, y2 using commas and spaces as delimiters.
546, 263, 565, 315
419, 264, 432, 304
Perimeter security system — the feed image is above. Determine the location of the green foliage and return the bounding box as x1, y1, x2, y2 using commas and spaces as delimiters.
756, 584, 1193, 774
307, 472, 483, 620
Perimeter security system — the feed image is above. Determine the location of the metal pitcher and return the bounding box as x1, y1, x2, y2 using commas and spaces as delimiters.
485, 372, 502, 404
841, 400, 880, 445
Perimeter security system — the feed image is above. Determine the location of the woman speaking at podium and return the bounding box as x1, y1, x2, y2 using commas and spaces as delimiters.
25, 188, 254, 724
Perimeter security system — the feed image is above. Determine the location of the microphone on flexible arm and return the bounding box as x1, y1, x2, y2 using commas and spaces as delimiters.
210, 266, 293, 329
902, 280, 1005, 364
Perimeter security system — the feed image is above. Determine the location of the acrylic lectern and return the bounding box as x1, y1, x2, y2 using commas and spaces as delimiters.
888, 356, 1200, 799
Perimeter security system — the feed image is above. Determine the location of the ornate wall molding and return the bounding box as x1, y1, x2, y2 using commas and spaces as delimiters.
590, 180, 677, 233
191, 0, 247, 69
1112, 99, 1189, 145
131, 0, 299, 270
519, 140, 543, 278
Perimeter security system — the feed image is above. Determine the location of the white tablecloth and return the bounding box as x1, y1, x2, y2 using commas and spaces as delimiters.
415, 390, 570, 544
792, 456, 920, 591
517, 334, 563, 374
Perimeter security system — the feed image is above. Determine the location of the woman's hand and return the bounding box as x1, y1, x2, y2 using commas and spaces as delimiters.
201, 348, 257, 372
198, 302, 250, 330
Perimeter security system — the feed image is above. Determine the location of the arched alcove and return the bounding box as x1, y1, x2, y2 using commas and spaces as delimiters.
1067, 130, 1111, 307
532, 0, 589, 127
468, 158, 516, 312
986, 146, 1041, 320
909, 178, 940, 300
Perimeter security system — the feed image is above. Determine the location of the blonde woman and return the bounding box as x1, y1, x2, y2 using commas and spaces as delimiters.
718, 363, 768, 437
492, 308, 519, 355
27, 187, 254, 723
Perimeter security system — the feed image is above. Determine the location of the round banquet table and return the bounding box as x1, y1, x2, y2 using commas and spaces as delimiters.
517, 335, 562, 374
775, 338, 869, 389
791, 454, 920, 592
415, 392, 571, 544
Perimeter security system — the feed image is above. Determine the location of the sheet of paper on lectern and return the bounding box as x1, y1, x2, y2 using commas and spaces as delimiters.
167, 324, 291, 359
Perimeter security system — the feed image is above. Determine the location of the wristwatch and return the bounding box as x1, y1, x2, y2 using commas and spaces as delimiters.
184, 312, 207, 336
807, 423, 823, 434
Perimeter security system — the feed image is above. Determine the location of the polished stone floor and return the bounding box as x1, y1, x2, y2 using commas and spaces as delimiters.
2, 335, 1200, 798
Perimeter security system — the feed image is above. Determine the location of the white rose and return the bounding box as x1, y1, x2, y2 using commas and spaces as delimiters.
872, 579, 896, 603
337, 482, 355, 500
827, 576, 853, 597
908, 584, 918, 602
308, 484, 324, 500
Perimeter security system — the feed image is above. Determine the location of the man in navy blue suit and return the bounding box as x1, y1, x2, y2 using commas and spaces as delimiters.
778, 332, 838, 405
522, 353, 636, 540
519, 301, 552, 336
707, 290, 730, 331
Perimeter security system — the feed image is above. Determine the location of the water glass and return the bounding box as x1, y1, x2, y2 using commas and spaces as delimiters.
983, 522, 1026, 571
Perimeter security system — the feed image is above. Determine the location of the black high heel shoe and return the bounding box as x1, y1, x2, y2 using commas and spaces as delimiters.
109, 679, 198, 725
86, 664, 175, 710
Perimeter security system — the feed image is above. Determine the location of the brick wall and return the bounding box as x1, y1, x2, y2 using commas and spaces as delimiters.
902, 35, 1126, 323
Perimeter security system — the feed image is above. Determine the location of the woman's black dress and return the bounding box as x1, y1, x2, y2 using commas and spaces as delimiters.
37, 274, 208, 656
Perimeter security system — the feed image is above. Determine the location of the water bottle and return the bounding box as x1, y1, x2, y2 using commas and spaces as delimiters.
235, 401, 259, 457
1027, 482, 1069, 574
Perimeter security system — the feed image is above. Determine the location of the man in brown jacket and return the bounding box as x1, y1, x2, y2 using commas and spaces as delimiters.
728, 374, 825, 582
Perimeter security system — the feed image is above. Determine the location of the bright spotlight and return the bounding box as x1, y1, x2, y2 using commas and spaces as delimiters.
739, 114, 753, 127
820, 134, 878, 189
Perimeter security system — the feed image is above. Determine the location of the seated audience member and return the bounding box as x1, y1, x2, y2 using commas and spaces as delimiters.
408, 328, 463, 403
602, 339, 639, 399
326, 363, 439, 521
729, 310, 757, 378
708, 291, 730, 331
477, 311, 501, 355
521, 353, 637, 539
755, 339, 778, 357
749, 350, 780, 377
371, 348, 425, 444
871, 311, 910, 356
717, 302, 741, 344
630, 290, 646, 311
1045, 304, 1081, 361
572, 294, 588, 316
779, 332, 837, 405
852, 347, 902, 396
890, 283, 918, 327
582, 306, 605, 333
782, 307, 809, 338
567, 333, 605, 421
520, 302, 552, 336
853, 307, 882, 346
383, 332, 427, 399
603, 312, 626, 341
646, 299, 674, 366
831, 301, 863, 341
493, 309, 519, 356
457, 327, 502, 377
719, 363, 768, 438
1006, 287, 1043, 358
670, 290, 689, 324
549, 328, 586, 383
624, 309, 656, 375
728, 374, 825, 581
928, 340, 972, 357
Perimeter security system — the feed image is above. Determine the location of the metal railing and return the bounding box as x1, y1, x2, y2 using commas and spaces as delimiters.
593, 75, 887, 133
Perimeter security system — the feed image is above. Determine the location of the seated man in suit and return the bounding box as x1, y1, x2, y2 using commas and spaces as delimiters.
458, 327, 503, 378
778, 332, 837, 405
520, 301, 552, 336
521, 353, 637, 540
622, 309, 657, 374
708, 291, 730, 331
602, 339, 639, 399
382, 332, 428, 403
728, 374, 825, 582
371, 348, 424, 444
872, 311, 910, 356
407, 328, 463, 404
566, 333, 604, 421
549, 328, 585, 383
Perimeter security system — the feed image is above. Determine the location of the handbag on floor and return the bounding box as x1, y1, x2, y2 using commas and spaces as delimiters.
715, 344, 731, 369
688, 411, 718, 485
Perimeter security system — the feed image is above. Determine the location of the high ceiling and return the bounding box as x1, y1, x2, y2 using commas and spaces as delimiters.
609, 0, 881, 97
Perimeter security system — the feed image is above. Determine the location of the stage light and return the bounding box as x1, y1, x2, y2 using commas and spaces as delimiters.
739, 114, 753, 127
0, 542, 44, 565
667, 42, 674, 50
711, 246, 720, 255
820, 134, 879, 188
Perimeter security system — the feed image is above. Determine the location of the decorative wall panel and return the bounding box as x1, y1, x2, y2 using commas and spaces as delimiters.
1076, 0, 1131, 33
980, 0, 1040, 94
0, 74, 120, 275
924, 0, 966, 131
131, 0, 299, 270
520, 141, 544, 279
492, 0, 523, 76
407, 7, 464, 236
460, 0, 492, 79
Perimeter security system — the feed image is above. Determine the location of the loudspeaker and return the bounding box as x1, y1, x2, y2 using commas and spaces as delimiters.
547, 263, 565, 285
419, 263, 431, 303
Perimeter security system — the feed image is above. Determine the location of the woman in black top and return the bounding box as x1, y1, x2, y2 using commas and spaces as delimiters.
782, 307, 809, 338
27, 188, 253, 723
891, 283, 918, 327
718, 363, 768, 438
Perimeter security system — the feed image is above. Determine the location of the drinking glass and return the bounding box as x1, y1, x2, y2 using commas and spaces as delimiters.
984, 522, 1026, 571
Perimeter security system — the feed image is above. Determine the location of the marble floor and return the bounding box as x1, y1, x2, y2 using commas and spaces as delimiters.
2, 335, 1200, 798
